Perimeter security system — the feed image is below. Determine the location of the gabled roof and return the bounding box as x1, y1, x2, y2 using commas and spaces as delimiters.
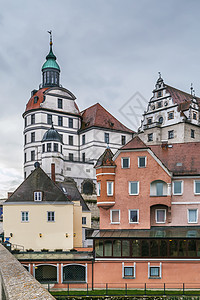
95, 148, 116, 168
150, 142, 200, 176
166, 85, 195, 105
57, 181, 90, 212
121, 136, 148, 150
6, 167, 71, 203
80, 103, 134, 133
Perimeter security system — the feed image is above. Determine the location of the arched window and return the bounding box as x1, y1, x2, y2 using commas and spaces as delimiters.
150, 180, 168, 196
35, 264, 57, 283
83, 181, 93, 195
63, 264, 86, 282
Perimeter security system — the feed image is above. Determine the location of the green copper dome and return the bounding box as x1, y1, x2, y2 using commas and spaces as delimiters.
41, 43, 60, 71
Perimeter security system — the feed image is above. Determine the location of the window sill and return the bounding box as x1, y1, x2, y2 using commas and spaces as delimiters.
150, 195, 168, 197
110, 222, 120, 225
123, 277, 135, 279
149, 277, 161, 279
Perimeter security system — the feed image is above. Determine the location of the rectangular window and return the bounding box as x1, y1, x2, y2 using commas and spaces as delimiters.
21, 211, 29, 222
188, 209, 198, 223
34, 192, 42, 201
121, 157, 130, 168
173, 181, 183, 195
156, 209, 166, 223
69, 153, 74, 161
25, 117, 27, 127
31, 132, 35, 143
157, 91, 162, 98
69, 135, 73, 145
157, 101, 162, 107
129, 210, 139, 223
69, 118, 73, 128
82, 217, 86, 225
195, 181, 200, 194
58, 98, 63, 109
82, 135, 85, 145
123, 264, 135, 278
193, 112, 197, 120
107, 182, 113, 196
31, 114, 35, 124
105, 133, 109, 144
168, 130, 174, 139
34, 96, 38, 103
82, 152, 85, 162
121, 135, 126, 145
110, 210, 120, 224
42, 144, 45, 153
58, 116, 63, 126
47, 114, 52, 125
97, 182, 101, 196
47, 211, 55, 222
138, 156, 146, 168
168, 111, 174, 120
149, 266, 161, 278
47, 143, 51, 152
31, 150, 35, 161
147, 118, 152, 124
24, 135, 27, 145
148, 133, 153, 142
129, 181, 139, 195
54, 143, 58, 152
24, 153, 27, 163
191, 129, 195, 138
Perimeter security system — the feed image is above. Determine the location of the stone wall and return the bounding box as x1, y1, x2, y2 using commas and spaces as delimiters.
85, 200, 99, 229
0, 244, 55, 299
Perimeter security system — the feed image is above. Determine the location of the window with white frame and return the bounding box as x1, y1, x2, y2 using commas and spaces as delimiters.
188, 209, 198, 223
97, 182, 101, 196
129, 181, 139, 195
21, 211, 29, 222
122, 263, 135, 278
148, 263, 162, 278
34, 191, 42, 201
107, 182, 113, 196
155, 209, 166, 223
47, 211, 55, 222
194, 181, 200, 194
121, 157, 130, 168
110, 210, 120, 224
173, 181, 183, 195
138, 156, 146, 168
129, 210, 139, 223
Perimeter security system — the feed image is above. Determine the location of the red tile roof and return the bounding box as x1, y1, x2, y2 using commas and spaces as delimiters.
25, 88, 49, 111
95, 148, 116, 168
121, 136, 148, 150
150, 142, 200, 176
81, 103, 134, 133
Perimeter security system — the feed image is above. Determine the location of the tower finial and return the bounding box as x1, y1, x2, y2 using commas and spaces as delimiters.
158, 71, 161, 79
47, 30, 52, 46
190, 83, 193, 96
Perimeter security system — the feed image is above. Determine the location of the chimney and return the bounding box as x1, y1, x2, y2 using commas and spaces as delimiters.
7, 192, 12, 198
51, 163, 55, 182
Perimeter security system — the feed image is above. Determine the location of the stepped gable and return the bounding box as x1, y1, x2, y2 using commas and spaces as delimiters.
81, 103, 133, 133
57, 180, 90, 212
121, 135, 148, 150
6, 167, 70, 203
25, 88, 49, 111
150, 142, 200, 176
95, 148, 116, 168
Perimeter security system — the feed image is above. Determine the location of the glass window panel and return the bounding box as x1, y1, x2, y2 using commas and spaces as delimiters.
141, 240, 149, 257
124, 267, 133, 277
169, 240, 178, 256
160, 240, 168, 256
130, 182, 138, 195
174, 181, 182, 194
129, 210, 138, 223
139, 157, 146, 167
150, 240, 159, 257
132, 240, 141, 257
104, 240, 112, 256
156, 210, 166, 223
188, 240, 196, 257
95, 240, 103, 257
111, 210, 119, 223
150, 267, 159, 277
188, 209, 197, 223
156, 182, 163, 196
196, 240, 200, 257
122, 240, 130, 257
122, 158, 129, 168
113, 240, 121, 257
178, 240, 187, 257
195, 181, 200, 194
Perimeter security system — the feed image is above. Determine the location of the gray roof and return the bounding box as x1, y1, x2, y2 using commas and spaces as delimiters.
57, 181, 90, 212
42, 124, 63, 143
6, 167, 71, 203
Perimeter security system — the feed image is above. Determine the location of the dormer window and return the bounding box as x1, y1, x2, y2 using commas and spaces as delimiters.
147, 118, 152, 125
34, 192, 42, 201
34, 96, 38, 104
158, 116, 163, 124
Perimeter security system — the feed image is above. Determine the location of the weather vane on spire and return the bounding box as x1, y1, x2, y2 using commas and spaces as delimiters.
47, 30, 52, 45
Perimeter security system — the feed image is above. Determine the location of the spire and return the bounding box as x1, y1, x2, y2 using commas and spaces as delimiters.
41, 31, 60, 87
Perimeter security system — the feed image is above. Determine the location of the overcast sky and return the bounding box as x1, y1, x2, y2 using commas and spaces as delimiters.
0, 0, 200, 197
